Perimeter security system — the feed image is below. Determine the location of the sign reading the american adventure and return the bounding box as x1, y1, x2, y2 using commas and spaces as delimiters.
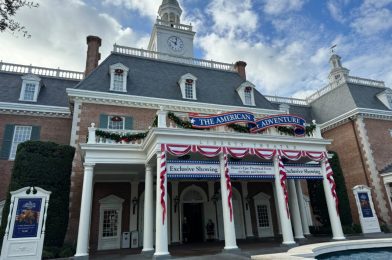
12, 198, 42, 238
188, 111, 306, 136
166, 161, 321, 179
358, 192, 373, 218
189, 111, 255, 128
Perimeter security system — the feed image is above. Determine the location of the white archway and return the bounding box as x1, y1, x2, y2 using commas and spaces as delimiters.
179, 185, 209, 242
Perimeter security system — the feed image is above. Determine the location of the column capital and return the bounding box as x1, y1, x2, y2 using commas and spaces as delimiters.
83, 162, 95, 168
145, 164, 152, 171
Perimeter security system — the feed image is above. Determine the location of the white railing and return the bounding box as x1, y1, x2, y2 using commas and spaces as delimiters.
265, 96, 308, 106
156, 19, 192, 31
347, 76, 385, 88
86, 110, 322, 145
0, 61, 84, 80
306, 76, 385, 103
113, 45, 235, 72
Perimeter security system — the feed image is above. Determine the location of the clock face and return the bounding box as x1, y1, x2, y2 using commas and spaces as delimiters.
167, 36, 184, 52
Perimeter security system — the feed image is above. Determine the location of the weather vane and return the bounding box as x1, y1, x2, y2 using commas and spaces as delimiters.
330, 44, 337, 54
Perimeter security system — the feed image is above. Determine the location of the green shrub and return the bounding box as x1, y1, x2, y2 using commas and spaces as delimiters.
0, 141, 75, 248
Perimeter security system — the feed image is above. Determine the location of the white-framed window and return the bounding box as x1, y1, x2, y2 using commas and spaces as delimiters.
244, 87, 252, 105
236, 81, 256, 106
178, 73, 197, 100
19, 74, 41, 102
109, 63, 129, 92
256, 205, 270, 227
9, 126, 32, 160
108, 116, 125, 130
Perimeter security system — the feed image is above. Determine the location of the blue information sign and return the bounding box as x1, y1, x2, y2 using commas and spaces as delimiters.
358, 192, 373, 218
12, 198, 42, 238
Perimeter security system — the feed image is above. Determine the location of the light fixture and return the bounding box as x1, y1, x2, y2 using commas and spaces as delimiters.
132, 197, 138, 214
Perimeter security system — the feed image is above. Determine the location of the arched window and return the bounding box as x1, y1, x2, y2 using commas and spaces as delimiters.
185, 79, 194, 99
109, 63, 129, 92
178, 73, 197, 100
244, 87, 252, 105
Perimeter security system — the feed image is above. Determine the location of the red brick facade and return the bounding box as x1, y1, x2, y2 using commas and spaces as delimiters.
0, 114, 72, 201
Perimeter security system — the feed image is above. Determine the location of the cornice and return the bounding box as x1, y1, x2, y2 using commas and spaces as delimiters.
0, 102, 71, 117
66, 88, 281, 116
320, 108, 392, 132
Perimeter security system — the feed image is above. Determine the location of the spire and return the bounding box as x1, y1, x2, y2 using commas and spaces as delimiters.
158, 0, 182, 24
328, 51, 349, 85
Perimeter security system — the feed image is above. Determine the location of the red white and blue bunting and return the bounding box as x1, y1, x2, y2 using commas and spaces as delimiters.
325, 159, 339, 215
159, 144, 330, 224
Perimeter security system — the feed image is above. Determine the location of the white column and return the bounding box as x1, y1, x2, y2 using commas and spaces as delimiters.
219, 153, 238, 250
142, 165, 154, 253
241, 182, 254, 237
130, 181, 139, 231
288, 180, 304, 239
154, 151, 170, 257
273, 156, 295, 245
171, 181, 180, 243
272, 183, 282, 234
295, 180, 310, 235
321, 160, 345, 240
75, 163, 95, 257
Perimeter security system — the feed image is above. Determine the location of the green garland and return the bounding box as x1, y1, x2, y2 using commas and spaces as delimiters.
95, 112, 316, 143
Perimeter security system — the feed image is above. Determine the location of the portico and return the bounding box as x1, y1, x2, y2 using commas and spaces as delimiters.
73, 110, 345, 258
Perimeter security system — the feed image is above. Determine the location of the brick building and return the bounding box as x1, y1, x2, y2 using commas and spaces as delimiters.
1, 0, 392, 258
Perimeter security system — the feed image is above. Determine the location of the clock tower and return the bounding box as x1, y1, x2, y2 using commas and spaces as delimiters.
148, 0, 195, 58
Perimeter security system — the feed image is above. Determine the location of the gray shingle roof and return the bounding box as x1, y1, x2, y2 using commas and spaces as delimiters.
75, 53, 277, 110
0, 72, 79, 107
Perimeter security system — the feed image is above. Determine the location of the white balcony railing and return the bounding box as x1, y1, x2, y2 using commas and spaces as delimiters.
265, 96, 308, 106
113, 45, 235, 72
0, 61, 84, 80
156, 19, 193, 31
86, 111, 322, 145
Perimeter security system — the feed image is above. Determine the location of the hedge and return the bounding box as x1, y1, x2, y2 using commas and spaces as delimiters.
0, 141, 75, 247
307, 151, 353, 227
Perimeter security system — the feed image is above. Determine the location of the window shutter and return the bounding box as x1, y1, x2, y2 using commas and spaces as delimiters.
124, 117, 133, 130
100, 114, 108, 129
0, 125, 15, 159
31, 126, 41, 140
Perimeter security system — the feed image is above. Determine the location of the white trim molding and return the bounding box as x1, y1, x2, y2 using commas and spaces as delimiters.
19, 74, 41, 102
0, 102, 71, 117
67, 88, 282, 116
109, 63, 129, 93
178, 73, 197, 100
237, 81, 256, 106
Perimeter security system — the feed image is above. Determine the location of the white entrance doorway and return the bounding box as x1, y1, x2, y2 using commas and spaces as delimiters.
254, 192, 274, 237
98, 195, 124, 250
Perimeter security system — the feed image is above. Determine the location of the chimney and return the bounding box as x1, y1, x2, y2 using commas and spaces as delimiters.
85, 35, 102, 76
234, 61, 247, 80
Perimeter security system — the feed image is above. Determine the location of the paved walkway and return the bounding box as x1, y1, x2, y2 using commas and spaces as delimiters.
89, 236, 333, 259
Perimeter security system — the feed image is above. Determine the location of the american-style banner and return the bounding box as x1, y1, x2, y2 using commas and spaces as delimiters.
251, 114, 306, 135
189, 111, 255, 128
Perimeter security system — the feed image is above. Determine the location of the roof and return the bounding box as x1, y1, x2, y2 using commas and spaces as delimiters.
75, 53, 277, 110
0, 71, 79, 107
381, 163, 392, 174
309, 82, 390, 124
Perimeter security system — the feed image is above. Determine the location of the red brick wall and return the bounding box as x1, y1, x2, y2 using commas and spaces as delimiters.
323, 121, 369, 224
66, 103, 157, 244
0, 114, 71, 201
89, 182, 131, 252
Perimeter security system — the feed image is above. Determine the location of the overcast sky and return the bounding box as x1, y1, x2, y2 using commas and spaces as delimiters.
1, 0, 391, 98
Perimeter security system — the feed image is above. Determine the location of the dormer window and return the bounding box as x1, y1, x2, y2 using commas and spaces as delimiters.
179, 73, 197, 100
376, 89, 392, 110
237, 81, 256, 106
19, 74, 41, 102
110, 63, 129, 92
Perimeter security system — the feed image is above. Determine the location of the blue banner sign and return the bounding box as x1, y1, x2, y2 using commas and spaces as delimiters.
358, 192, 373, 218
252, 114, 306, 132
12, 198, 42, 238
189, 111, 255, 128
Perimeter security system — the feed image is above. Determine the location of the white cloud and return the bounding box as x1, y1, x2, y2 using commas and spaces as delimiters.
327, 0, 347, 23
0, 0, 149, 71
351, 0, 392, 36
263, 0, 306, 15
102, 0, 158, 21
205, 0, 258, 37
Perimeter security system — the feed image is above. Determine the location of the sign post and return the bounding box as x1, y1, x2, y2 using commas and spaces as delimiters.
1, 187, 51, 260
352, 185, 381, 234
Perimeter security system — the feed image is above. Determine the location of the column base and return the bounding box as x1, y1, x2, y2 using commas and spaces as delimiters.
153, 253, 171, 260
294, 236, 306, 240
141, 249, 155, 257
281, 241, 297, 247
332, 236, 346, 240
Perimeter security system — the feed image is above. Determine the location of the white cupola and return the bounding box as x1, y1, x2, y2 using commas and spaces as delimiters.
158, 0, 182, 24
328, 53, 350, 85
